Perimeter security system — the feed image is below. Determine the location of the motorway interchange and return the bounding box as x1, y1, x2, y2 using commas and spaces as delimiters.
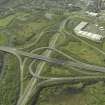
1, 16, 105, 105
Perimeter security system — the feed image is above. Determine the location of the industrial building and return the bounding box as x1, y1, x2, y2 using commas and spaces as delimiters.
74, 21, 104, 42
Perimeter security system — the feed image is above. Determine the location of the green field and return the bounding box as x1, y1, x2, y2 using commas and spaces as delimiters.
0, 5, 105, 105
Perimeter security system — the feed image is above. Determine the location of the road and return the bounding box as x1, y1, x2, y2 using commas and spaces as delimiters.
0, 46, 62, 63
17, 33, 60, 105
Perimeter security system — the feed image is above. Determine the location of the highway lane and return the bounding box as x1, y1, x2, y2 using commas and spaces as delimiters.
36, 75, 105, 88
0, 46, 63, 64
1, 16, 105, 105
65, 61, 105, 73
26, 75, 105, 104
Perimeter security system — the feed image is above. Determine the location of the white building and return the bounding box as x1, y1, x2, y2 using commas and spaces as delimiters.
74, 22, 88, 31
86, 11, 98, 17
74, 21, 104, 42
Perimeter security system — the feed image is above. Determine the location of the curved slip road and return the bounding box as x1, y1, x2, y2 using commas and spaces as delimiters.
29, 59, 101, 81
26, 75, 105, 104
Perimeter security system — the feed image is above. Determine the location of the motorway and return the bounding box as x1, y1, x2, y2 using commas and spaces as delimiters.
0, 46, 63, 63
1, 16, 105, 105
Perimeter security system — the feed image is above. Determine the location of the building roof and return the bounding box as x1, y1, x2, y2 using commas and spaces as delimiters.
74, 21, 104, 42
